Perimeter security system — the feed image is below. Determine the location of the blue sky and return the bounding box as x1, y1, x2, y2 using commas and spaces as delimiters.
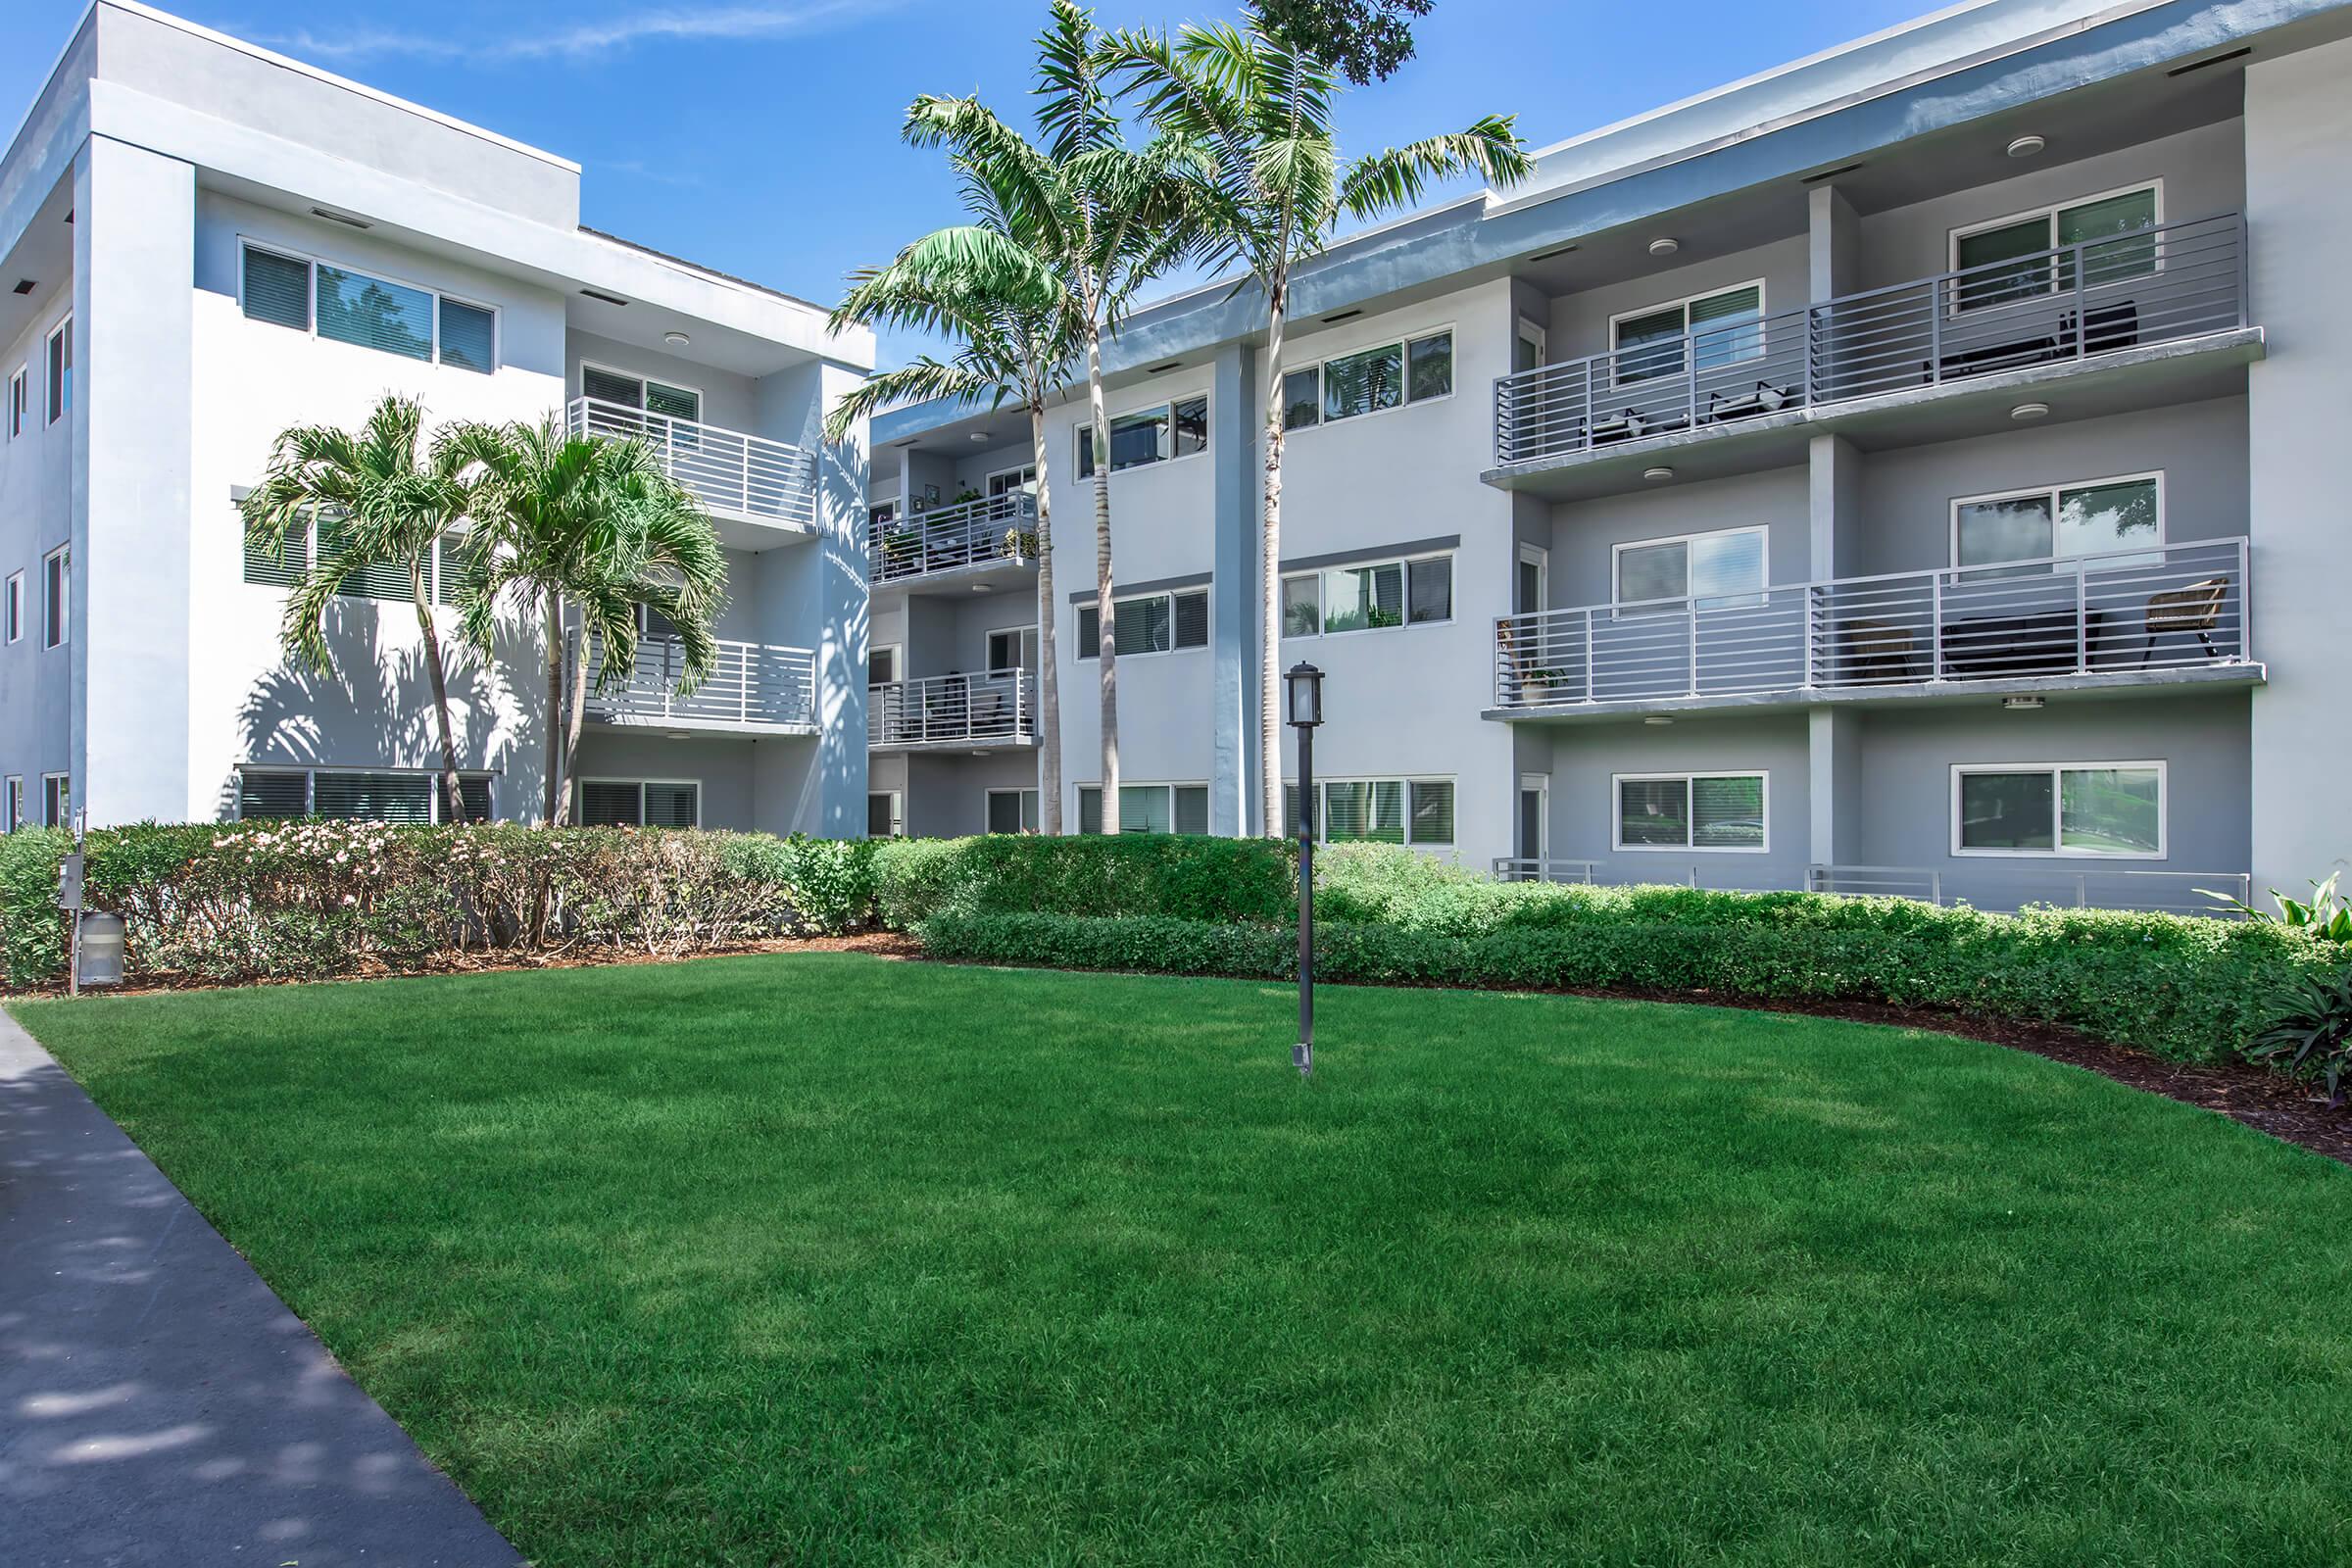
9, 0, 1936, 368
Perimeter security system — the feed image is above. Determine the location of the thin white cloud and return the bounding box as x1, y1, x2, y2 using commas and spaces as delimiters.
255, 0, 898, 64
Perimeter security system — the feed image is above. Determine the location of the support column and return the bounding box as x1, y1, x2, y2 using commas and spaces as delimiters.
75, 136, 196, 826
1807, 707, 1861, 872
1807, 183, 1857, 303
1210, 341, 1257, 836
1807, 432, 1860, 581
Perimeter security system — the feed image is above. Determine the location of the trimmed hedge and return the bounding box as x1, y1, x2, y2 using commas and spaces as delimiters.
873, 833, 1295, 927
0, 821, 878, 991
914, 905, 2344, 1063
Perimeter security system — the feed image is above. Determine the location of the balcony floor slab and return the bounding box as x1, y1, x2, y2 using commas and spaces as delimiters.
872, 554, 1039, 601
586, 714, 819, 738
867, 736, 1040, 756
1483, 660, 2264, 725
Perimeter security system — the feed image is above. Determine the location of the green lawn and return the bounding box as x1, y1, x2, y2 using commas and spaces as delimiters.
16, 955, 2352, 1567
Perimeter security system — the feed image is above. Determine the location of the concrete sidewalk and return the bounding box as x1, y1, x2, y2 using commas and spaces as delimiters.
0, 1009, 522, 1567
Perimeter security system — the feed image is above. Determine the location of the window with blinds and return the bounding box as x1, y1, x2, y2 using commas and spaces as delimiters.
242, 245, 312, 330
1613, 285, 1762, 382
1077, 588, 1207, 659
580, 779, 699, 827
237, 769, 310, 818
317, 265, 434, 361
1406, 557, 1451, 625
1284, 553, 1450, 637
457, 776, 493, 823
436, 533, 488, 607
242, 519, 311, 588
438, 299, 496, 374
1614, 772, 1766, 852
1284, 329, 1452, 431
1073, 395, 1208, 478
317, 515, 414, 602
582, 367, 701, 425
1076, 783, 1209, 836
986, 788, 1040, 834
644, 782, 698, 827
1290, 778, 1452, 845
313, 771, 433, 823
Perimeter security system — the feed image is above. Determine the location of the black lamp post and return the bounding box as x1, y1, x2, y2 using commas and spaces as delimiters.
1286, 662, 1325, 1079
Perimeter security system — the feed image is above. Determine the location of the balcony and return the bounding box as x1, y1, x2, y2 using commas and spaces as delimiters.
1491, 214, 2256, 497
1490, 538, 2257, 718
868, 670, 1038, 752
577, 634, 817, 735
1493, 858, 2250, 917
566, 397, 815, 540
869, 493, 1038, 592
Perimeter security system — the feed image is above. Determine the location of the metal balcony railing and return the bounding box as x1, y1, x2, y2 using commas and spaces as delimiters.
576, 632, 816, 730
1492, 858, 2251, 916
868, 669, 1037, 747
1494, 213, 2249, 466
869, 493, 1038, 583
566, 397, 816, 528
1494, 538, 2250, 709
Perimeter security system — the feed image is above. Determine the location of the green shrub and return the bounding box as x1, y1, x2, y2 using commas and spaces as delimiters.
914, 906, 2338, 1063
873, 834, 1295, 927
2245, 968, 2352, 1103
0, 828, 71, 990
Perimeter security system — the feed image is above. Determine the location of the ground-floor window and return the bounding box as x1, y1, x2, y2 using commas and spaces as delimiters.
986, 787, 1040, 834
238, 766, 493, 823
1613, 772, 1767, 852
867, 791, 903, 837
1951, 761, 2164, 857
1282, 777, 1454, 846
4, 775, 22, 832
41, 771, 69, 828
1078, 782, 1210, 835
580, 778, 699, 828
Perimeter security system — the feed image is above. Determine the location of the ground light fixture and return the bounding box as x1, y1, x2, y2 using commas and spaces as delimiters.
1285, 661, 1325, 1079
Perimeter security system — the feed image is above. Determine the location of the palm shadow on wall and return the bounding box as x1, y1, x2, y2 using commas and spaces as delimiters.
212, 602, 548, 821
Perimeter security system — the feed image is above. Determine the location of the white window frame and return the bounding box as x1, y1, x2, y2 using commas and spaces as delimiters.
234, 765, 495, 823
4, 776, 22, 832
40, 544, 67, 649
867, 790, 904, 838
40, 772, 69, 829
1283, 775, 1458, 847
4, 570, 21, 644
1072, 390, 1211, 479
1514, 316, 1547, 373
1947, 471, 2166, 567
1949, 760, 2168, 859
6, 365, 24, 439
44, 317, 71, 425
984, 786, 1041, 834
1282, 550, 1454, 639
868, 641, 903, 687
1076, 779, 1215, 836
576, 775, 703, 828
238, 238, 502, 373
984, 622, 1041, 674
1516, 543, 1549, 616
1611, 770, 1771, 854
985, 462, 1038, 496
1279, 322, 1457, 433
1611, 525, 1769, 609
1945, 180, 2164, 315
1608, 282, 1766, 388
579, 360, 703, 421
1517, 773, 1550, 862
1075, 585, 1211, 661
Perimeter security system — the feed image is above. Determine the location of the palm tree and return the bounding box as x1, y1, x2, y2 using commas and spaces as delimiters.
442, 418, 728, 824
1103, 13, 1533, 835
902, 0, 1202, 832
825, 156, 1082, 833
240, 393, 475, 824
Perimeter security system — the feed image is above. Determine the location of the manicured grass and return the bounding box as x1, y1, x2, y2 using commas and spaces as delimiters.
16, 955, 2352, 1567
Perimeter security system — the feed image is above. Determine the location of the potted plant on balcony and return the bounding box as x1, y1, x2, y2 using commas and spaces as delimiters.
883, 524, 923, 573
1000, 525, 1039, 560
1521, 666, 1572, 703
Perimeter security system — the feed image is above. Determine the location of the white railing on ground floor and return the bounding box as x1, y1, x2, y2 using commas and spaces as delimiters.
1491, 858, 2249, 915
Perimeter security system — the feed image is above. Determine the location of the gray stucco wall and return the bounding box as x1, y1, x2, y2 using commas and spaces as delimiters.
1541, 711, 1812, 886
1541, 465, 1810, 607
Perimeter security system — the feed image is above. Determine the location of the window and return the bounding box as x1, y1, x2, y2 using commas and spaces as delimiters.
7, 367, 24, 439
3, 776, 20, 833
986, 788, 1041, 834
1951, 184, 2159, 311
241, 243, 502, 372
582, 365, 700, 423
242, 509, 446, 602
1953, 762, 2164, 857
1614, 772, 1767, 852
1078, 782, 1210, 835
316, 514, 412, 601
867, 792, 903, 838
1074, 394, 1208, 478
235, 767, 490, 823
1953, 474, 2161, 569
41, 545, 66, 648
1076, 587, 1209, 658
1283, 777, 1453, 846
1283, 329, 1452, 430
868, 644, 901, 686
1612, 285, 1762, 384
435, 532, 487, 607
986, 625, 1039, 673
41, 773, 69, 829
1283, 553, 1451, 637
45, 318, 71, 425
1614, 527, 1766, 609
243, 516, 312, 588
4, 571, 20, 643
579, 778, 700, 828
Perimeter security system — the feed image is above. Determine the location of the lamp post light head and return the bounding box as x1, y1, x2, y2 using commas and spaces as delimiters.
1286, 662, 1325, 729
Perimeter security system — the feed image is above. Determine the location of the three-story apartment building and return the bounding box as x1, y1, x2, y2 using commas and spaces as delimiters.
2, 1, 872, 834
867, 0, 2352, 911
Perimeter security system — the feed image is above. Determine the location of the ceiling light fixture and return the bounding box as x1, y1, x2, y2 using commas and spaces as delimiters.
1643, 715, 1673, 726
2002, 696, 2045, 711
663, 329, 690, 347
2006, 134, 2046, 159
968, 431, 989, 442
2010, 402, 2051, 421
1642, 466, 1675, 482
1647, 237, 1680, 257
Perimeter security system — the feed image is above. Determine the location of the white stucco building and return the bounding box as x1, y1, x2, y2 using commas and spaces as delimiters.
867, 0, 2352, 911
0, 1, 872, 835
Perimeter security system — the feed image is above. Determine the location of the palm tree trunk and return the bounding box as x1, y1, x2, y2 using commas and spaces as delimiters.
543, 590, 564, 825
1087, 322, 1118, 835
412, 562, 466, 824
557, 631, 590, 827
1259, 282, 1290, 839
1029, 400, 1063, 835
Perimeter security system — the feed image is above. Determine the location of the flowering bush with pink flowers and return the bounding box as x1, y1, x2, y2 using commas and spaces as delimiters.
0, 821, 878, 989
